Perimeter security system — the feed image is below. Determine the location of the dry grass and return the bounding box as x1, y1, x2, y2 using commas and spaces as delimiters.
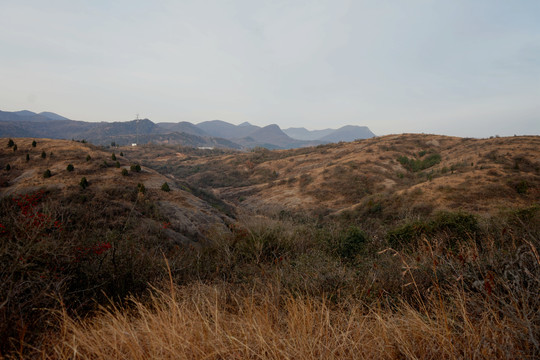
45, 278, 537, 360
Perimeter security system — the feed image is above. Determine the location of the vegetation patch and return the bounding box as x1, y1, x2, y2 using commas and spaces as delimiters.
397, 153, 441, 172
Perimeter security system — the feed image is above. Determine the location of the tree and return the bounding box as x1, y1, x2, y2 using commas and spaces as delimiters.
137, 183, 146, 194
66, 164, 74, 172
131, 164, 141, 172
32, 140, 37, 147
120, 152, 124, 157
161, 182, 171, 192
5, 164, 11, 171
86, 155, 91, 161
121, 168, 129, 176
111, 153, 117, 161
12, 145, 17, 151
41, 151, 47, 159
43, 169, 52, 178
25, 154, 30, 162
7, 139, 14, 148
115, 161, 120, 168
79, 177, 89, 189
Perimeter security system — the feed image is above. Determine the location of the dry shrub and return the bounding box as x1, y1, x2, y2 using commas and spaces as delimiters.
46, 273, 539, 360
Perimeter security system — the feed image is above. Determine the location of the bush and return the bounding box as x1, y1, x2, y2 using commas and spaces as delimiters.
26, 154, 30, 162
111, 153, 117, 161
86, 155, 91, 161
66, 164, 74, 172
120, 152, 124, 157
387, 211, 479, 249
515, 180, 529, 195
337, 226, 368, 260
397, 153, 441, 172
131, 164, 141, 172
7, 139, 14, 148
41, 151, 46, 159
12, 144, 17, 151
79, 177, 89, 189
121, 168, 129, 176
161, 182, 170, 192
137, 183, 146, 194
32, 140, 37, 147
115, 161, 120, 168
5, 164, 11, 171
43, 169, 52, 178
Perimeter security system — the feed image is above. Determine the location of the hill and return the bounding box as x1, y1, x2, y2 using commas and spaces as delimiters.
1, 109, 377, 149
140, 134, 540, 218
1, 134, 539, 358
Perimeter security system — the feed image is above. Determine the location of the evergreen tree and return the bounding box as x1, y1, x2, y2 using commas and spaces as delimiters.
161, 182, 171, 192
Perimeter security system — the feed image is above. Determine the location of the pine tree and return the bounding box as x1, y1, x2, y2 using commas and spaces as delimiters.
161, 182, 171, 192
79, 177, 89, 189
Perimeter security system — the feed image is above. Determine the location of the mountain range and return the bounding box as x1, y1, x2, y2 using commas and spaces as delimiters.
0, 110, 375, 149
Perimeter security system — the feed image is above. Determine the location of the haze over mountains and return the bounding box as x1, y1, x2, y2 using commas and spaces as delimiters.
0, 110, 375, 149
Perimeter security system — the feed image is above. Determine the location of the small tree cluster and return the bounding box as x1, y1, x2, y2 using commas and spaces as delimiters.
131, 164, 141, 172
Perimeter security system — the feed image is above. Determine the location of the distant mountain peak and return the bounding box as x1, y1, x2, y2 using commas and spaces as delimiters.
38, 111, 70, 121
238, 121, 252, 127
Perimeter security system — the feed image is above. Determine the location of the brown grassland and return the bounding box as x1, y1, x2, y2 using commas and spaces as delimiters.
0, 135, 539, 359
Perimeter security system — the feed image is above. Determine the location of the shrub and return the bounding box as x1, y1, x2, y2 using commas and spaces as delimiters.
397, 153, 441, 172
7, 139, 14, 148
515, 180, 529, 195
115, 161, 120, 168
32, 140, 37, 147
43, 169, 52, 178
121, 168, 129, 176
387, 211, 479, 249
41, 151, 46, 159
120, 152, 124, 157
12, 144, 17, 151
86, 155, 91, 161
137, 183, 146, 194
26, 154, 30, 162
79, 177, 89, 189
111, 153, 117, 161
337, 226, 368, 260
66, 164, 74, 172
161, 182, 170, 192
5, 164, 11, 171
131, 164, 141, 172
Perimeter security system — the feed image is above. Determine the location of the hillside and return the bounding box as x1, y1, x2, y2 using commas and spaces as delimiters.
0, 138, 232, 243
134, 134, 540, 219
1, 134, 539, 358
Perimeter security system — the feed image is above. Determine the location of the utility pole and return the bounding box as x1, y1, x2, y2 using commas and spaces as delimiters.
136, 113, 139, 145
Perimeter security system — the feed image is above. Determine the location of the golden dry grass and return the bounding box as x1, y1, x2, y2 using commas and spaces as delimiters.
44, 279, 536, 360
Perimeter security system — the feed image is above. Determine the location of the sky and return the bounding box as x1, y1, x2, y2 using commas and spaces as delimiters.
0, 0, 539, 137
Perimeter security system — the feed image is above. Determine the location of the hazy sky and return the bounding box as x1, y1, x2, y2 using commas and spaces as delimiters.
1, 0, 539, 137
